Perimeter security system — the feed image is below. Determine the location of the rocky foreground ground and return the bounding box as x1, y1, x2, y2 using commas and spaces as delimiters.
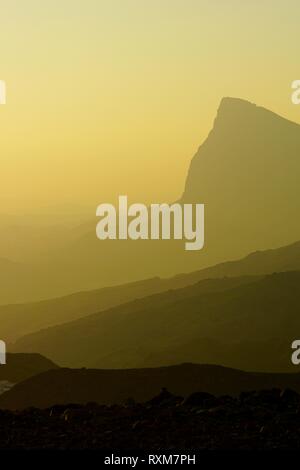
1, 388, 300, 450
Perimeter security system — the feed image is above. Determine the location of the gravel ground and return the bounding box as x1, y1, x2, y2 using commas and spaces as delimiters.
0, 388, 300, 450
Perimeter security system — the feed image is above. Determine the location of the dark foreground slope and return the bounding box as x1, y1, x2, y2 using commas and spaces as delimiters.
12, 271, 300, 372
0, 388, 300, 449
0, 353, 58, 383
2, 364, 300, 410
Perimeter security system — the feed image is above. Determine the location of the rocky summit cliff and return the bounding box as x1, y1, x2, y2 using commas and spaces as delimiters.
182, 97, 300, 263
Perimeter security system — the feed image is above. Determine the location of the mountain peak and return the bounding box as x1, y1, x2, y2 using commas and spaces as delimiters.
218, 96, 256, 109
217, 97, 258, 116
181, 96, 300, 262
214, 96, 297, 130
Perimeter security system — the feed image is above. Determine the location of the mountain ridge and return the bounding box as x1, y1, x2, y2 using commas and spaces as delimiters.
11, 270, 300, 372
2, 363, 300, 410
2, 239, 300, 344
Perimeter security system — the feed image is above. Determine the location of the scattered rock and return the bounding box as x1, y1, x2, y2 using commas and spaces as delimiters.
0, 388, 299, 449
280, 389, 300, 405
184, 391, 217, 408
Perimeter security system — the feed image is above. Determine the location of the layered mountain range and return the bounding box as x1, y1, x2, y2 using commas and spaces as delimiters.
1, 98, 300, 303
0, 98, 299, 415
7, 240, 300, 373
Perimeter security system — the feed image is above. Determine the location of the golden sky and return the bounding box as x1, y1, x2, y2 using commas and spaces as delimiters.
1, 0, 300, 214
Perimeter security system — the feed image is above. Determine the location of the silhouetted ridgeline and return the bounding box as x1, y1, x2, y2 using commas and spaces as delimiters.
2, 364, 300, 410
2, 239, 299, 344
0, 353, 58, 383
11, 270, 300, 372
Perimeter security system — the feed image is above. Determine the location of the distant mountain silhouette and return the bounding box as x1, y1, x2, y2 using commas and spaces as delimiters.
12, 270, 300, 372
0, 353, 58, 383
48, 98, 300, 290
181, 97, 300, 263
1, 277, 172, 343
2, 364, 300, 410
1, 97, 300, 303
2, 239, 300, 343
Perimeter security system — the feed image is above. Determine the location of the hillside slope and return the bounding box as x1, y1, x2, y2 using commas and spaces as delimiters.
2, 363, 300, 410
0, 353, 58, 383
2, 239, 300, 343
12, 271, 300, 372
